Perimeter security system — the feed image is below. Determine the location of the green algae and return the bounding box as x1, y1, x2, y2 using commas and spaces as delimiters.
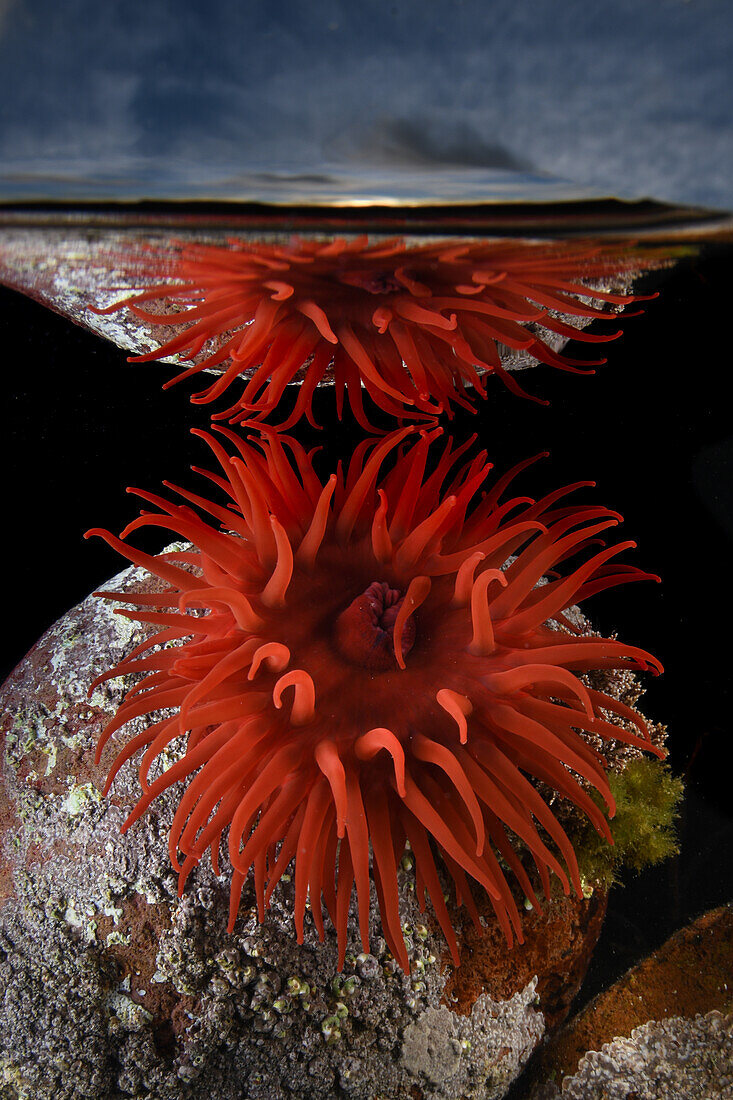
571, 758, 685, 890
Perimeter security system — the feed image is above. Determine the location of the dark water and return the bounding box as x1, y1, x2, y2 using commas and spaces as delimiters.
1, 238, 731, 1087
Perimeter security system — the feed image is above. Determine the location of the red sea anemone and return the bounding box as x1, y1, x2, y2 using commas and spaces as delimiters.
93, 236, 655, 429
87, 427, 664, 971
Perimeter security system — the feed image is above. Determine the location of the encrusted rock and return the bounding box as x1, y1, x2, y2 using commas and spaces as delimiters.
528, 905, 733, 1099
0, 562, 628, 1099
532, 1012, 733, 1100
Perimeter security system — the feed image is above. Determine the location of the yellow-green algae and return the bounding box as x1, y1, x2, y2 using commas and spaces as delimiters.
570, 758, 684, 890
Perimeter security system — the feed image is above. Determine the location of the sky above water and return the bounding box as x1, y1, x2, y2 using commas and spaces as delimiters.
0, 0, 731, 210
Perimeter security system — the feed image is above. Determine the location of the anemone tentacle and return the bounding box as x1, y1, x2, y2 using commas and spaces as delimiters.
89, 427, 663, 969
93, 237, 658, 428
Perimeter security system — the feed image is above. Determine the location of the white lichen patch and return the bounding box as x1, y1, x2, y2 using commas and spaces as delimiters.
104, 930, 131, 947
101, 895, 124, 926
106, 991, 153, 1030
63, 900, 86, 933
400, 980, 545, 1100
60, 782, 102, 816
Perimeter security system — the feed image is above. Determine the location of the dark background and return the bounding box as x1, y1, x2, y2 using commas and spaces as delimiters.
1, 240, 731, 1033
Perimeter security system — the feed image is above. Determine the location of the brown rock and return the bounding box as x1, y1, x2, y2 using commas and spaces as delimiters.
442, 887, 608, 1031
529, 904, 733, 1095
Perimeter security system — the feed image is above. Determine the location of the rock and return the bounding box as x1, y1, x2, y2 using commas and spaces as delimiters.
532, 1012, 733, 1100
0, 563, 619, 1099
528, 905, 733, 1099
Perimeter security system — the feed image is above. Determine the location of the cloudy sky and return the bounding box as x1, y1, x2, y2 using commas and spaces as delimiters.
0, 0, 731, 210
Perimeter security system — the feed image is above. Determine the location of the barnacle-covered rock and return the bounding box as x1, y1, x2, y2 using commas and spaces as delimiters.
0, 560, 641, 1100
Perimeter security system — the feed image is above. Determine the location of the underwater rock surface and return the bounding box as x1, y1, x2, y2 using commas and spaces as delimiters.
529, 905, 733, 1099
533, 1011, 733, 1100
0, 560, 651, 1099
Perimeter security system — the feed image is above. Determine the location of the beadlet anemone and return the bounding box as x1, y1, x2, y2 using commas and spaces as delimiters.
87, 427, 664, 971
92, 236, 654, 429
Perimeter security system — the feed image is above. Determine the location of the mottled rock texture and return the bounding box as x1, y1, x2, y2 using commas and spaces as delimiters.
0, 560, 647, 1099
532, 1012, 733, 1100
529, 906, 733, 1099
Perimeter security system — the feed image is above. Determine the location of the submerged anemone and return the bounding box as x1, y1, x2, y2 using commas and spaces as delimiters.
92, 236, 656, 429
87, 428, 664, 970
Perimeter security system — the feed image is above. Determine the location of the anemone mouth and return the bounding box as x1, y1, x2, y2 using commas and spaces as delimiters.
334, 581, 416, 671
88, 426, 663, 972
92, 235, 660, 430
338, 269, 406, 295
